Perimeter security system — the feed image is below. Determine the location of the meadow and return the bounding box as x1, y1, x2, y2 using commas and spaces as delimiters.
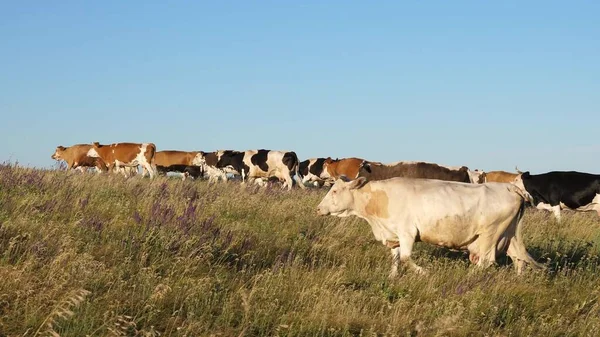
1, 163, 600, 336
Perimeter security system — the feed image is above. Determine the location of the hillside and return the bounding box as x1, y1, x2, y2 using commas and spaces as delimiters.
1, 164, 600, 336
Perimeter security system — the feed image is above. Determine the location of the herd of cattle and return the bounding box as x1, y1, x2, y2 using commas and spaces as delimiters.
51, 141, 600, 276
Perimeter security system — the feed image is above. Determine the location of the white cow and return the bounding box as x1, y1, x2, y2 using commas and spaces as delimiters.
316, 177, 544, 277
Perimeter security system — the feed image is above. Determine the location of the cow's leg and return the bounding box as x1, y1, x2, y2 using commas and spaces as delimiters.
472, 233, 497, 269
283, 175, 293, 191
389, 247, 401, 278
141, 162, 155, 179
397, 234, 425, 275
292, 172, 306, 189
551, 205, 561, 222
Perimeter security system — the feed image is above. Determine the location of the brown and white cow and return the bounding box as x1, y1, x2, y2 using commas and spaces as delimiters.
87, 142, 157, 178
358, 161, 472, 183
322, 157, 365, 182
317, 177, 544, 276
51, 144, 108, 173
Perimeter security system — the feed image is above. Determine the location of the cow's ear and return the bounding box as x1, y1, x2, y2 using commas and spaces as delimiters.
93, 142, 100, 147
521, 171, 530, 178
348, 177, 368, 190
57, 145, 65, 150
339, 175, 351, 182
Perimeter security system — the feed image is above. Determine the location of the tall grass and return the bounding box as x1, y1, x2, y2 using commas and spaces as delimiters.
1, 163, 600, 336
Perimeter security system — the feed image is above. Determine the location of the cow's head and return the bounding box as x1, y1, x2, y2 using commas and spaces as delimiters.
192, 151, 207, 166
322, 157, 336, 174
317, 176, 368, 217
511, 172, 533, 203
87, 142, 101, 158
360, 161, 372, 174
51, 146, 67, 160
468, 169, 486, 184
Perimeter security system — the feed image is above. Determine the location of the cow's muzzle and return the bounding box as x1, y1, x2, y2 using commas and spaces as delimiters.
316, 207, 329, 216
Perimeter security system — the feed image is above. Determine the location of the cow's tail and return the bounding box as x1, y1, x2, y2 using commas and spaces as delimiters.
146, 143, 158, 178
513, 200, 546, 270
283, 152, 306, 189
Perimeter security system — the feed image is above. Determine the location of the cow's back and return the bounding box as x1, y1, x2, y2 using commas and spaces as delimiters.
485, 171, 519, 183
360, 162, 470, 183
523, 171, 600, 208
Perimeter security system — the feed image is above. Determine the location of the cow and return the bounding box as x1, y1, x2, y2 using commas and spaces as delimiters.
322, 157, 365, 181
480, 167, 523, 183
51, 144, 108, 173
154, 150, 203, 179
87, 142, 157, 178
512, 171, 600, 221
214, 149, 305, 190
192, 150, 238, 183
299, 158, 333, 187
358, 161, 471, 183
316, 176, 544, 277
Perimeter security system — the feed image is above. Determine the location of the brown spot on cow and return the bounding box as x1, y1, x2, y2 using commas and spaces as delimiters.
484, 171, 520, 183
364, 189, 390, 219
324, 157, 365, 179
154, 151, 199, 167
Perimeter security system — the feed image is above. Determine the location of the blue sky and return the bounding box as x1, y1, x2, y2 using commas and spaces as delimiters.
1, 1, 598, 173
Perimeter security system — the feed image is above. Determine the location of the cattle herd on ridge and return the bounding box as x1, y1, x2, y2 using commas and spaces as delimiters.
51, 141, 600, 276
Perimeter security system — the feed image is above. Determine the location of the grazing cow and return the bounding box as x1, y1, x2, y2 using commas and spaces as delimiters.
359, 161, 471, 183
51, 144, 108, 173
317, 177, 543, 276
323, 157, 365, 181
87, 142, 157, 178
154, 150, 203, 179
215, 149, 305, 190
512, 171, 600, 221
299, 158, 333, 187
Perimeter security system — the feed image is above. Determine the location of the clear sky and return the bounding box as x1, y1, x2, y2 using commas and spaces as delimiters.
1, 1, 598, 174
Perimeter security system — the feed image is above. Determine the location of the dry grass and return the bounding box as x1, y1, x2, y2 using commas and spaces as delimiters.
1, 163, 600, 336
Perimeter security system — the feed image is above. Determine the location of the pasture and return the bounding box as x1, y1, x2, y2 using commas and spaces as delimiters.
1, 164, 600, 336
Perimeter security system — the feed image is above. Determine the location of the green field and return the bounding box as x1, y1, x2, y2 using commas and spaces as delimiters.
1, 164, 600, 336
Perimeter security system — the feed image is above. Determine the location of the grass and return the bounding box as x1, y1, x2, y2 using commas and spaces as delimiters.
1, 163, 600, 336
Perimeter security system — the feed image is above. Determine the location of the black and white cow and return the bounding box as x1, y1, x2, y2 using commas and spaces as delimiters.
217, 149, 305, 190
513, 171, 600, 221
192, 151, 235, 182
299, 158, 333, 187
